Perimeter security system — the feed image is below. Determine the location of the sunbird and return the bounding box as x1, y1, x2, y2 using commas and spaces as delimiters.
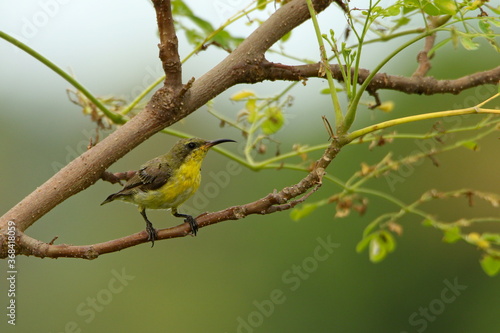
101, 137, 236, 246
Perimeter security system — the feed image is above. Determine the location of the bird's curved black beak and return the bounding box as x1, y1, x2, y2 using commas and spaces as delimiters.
207, 139, 236, 147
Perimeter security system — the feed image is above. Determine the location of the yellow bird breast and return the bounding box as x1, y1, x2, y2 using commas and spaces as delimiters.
134, 159, 202, 210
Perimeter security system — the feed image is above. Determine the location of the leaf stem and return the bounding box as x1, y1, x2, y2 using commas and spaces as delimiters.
0, 31, 123, 124
305, 0, 343, 131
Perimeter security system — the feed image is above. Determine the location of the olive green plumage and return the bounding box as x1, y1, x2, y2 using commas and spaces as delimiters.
102, 138, 235, 246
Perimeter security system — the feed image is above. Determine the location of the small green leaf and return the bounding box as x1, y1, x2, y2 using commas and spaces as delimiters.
213, 30, 244, 51
422, 219, 435, 227
369, 236, 387, 263
384, 4, 401, 16
422, 2, 441, 16
481, 233, 500, 245
356, 234, 374, 253
478, 20, 492, 34
290, 202, 323, 221
190, 16, 214, 34
172, 0, 194, 16
460, 36, 479, 50
261, 106, 285, 135
488, 5, 500, 15
434, 0, 458, 15
245, 99, 259, 123
184, 29, 203, 45
480, 255, 500, 277
489, 18, 500, 28
461, 141, 479, 151
281, 31, 292, 43
393, 16, 411, 29
231, 90, 255, 101
451, 27, 459, 49
443, 226, 462, 243
379, 230, 396, 253
257, 0, 267, 10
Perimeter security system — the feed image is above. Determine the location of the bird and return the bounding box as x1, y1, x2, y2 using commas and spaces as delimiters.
101, 137, 236, 246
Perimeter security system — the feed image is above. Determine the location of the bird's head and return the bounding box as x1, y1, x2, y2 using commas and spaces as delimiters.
169, 138, 236, 167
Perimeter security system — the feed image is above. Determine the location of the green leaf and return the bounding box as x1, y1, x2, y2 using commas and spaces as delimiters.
231, 90, 255, 101
451, 27, 459, 49
261, 106, 285, 135
213, 30, 244, 51
460, 36, 479, 50
172, 0, 194, 16
189, 16, 214, 34
245, 99, 259, 123
384, 4, 401, 16
379, 230, 396, 253
443, 226, 462, 243
481, 233, 500, 245
480, 255, 500, 277
434, 0, 458, 15
461, 140, 479, 151
488, 17, 500, 28
488, 5, 500, 15
363, 231, 397, 263
356, 234, 375, 253
257, 0, 267, 10
281, 31, 292, 43
369, 236, 387, 263
184, 29, 203, 45
422, 2, 441, 16
290, 202, 323, 221
422, 219, 435, 227
478, 20, 492, 34
393, 16, 411, 29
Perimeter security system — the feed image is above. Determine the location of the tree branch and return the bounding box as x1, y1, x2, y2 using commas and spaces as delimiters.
153, 0, 182, 87
0, 0, 336, 257
253, 62, 500, 96
16, 142, 339, 259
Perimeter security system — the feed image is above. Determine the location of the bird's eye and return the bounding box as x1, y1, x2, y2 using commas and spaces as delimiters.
187, 142, 197, 149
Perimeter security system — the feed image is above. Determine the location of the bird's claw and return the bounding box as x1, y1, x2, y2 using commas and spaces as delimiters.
185, 216, 198, 236
145, 222, 158, 247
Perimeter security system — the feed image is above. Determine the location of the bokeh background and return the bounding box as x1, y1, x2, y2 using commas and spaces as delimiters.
1, 1, 499, 332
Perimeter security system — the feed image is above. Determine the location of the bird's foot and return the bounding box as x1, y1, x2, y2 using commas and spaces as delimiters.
173, 212, 199, 236
145, 222, 158, 247
185, 215, 198, 236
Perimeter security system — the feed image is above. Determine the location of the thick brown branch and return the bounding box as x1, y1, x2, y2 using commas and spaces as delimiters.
413, 15, 452, 77
413, 34, 435, 77
255, 62, 500, 96
14, 140, 340, 259
153, 0, 182, 87
100, 171, 137, 185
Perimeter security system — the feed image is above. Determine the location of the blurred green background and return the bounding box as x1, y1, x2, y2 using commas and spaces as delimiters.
1, 1, 499, 332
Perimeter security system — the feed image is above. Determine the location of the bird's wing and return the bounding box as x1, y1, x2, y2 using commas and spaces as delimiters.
134, 157, 172, 191
101, 157, 172, 204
